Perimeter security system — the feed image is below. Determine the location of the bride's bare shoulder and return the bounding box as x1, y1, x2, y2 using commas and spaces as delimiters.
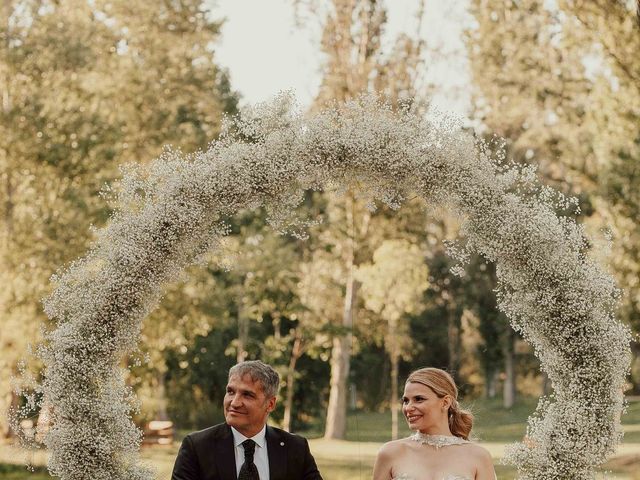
374, 439, 414, 480
461, 442, 493, 462
377, 438, 414, 457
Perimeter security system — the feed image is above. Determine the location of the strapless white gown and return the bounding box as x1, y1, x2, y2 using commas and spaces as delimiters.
391, 433, 480, 480
393, 475, 471, 480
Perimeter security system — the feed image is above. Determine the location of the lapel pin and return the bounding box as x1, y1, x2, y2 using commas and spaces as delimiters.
280, 442, 285, 446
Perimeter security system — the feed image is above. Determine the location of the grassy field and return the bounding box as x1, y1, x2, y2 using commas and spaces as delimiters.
2, 397, 640, 479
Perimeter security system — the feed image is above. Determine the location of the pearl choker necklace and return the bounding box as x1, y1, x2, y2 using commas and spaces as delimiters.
409, 432, 470, 449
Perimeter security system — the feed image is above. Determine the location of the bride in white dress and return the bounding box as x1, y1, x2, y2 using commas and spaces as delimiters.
372, 368, 496, 480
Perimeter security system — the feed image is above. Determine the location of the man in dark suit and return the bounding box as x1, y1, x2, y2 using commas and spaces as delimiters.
171, 360, 323, 480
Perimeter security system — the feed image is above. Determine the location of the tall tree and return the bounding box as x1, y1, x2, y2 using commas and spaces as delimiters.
1, 0, 122, 436
466, 259, 507, 399
294, 0, 427, 439
558, 0, 640, 383
466, 0, 640, 391
0, 0, 238, 434
357, 239, 428, 439
290, 244, 349, 431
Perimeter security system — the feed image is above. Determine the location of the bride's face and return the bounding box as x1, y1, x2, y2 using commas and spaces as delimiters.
402, 382, 449, 432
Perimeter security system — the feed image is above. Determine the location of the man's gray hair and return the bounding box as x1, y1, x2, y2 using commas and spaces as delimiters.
229, 360, 280, 398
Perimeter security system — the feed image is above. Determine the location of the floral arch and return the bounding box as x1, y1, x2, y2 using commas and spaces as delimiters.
36, 95, 630, 480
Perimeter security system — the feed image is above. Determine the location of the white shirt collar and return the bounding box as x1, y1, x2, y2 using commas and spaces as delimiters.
230, 425, 267, 449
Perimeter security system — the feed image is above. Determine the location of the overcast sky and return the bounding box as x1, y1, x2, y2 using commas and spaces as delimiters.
211, 0, 472, 118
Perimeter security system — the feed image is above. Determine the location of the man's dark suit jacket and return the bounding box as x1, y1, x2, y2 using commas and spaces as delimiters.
171, 423, 323, 480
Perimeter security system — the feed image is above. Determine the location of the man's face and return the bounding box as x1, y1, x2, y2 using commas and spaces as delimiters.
224, 373, 276, 437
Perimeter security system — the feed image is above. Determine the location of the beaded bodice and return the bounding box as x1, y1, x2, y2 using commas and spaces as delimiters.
409, 432, 471, 448
392, 433, 474, 480
393, 475, 471, 480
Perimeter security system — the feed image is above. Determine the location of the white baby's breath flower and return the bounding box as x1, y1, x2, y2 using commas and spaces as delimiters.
15, 94, 630, 479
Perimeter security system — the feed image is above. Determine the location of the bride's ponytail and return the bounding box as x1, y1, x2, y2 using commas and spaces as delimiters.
448, 401, 473, 440
406, 368, 474, 440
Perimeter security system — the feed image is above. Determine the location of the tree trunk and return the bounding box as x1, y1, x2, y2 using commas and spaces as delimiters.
390, 339, 399, 440
379, 355, 390, 408
283, 332, 304, 432
324, 276, 357, 439
156, 372, 168, 420
503, 330, 516, 408
324, 193, 360, 440
236, 294, 249, 363
324, 334, 350, 439
485, 369, 498, 399
447, 306, 461, 376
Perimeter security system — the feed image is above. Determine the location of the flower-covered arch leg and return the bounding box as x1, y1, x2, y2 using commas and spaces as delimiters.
38, 95, 630, 480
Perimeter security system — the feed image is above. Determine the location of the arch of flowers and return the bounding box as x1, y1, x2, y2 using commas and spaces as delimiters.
37, 95, 630, 480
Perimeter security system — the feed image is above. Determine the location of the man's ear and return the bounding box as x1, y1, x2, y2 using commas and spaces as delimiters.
266, 396, 276, 413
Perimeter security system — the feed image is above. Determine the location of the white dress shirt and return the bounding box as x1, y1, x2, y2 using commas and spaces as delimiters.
231, 425, 270, 480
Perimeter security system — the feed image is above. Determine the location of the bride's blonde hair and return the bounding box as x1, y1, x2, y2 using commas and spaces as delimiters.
406, 367, 473, 440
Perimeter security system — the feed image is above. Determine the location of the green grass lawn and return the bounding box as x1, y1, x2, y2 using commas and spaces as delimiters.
296, 396, 539, 443
0, 464, 50, 480
622, 398, 640, 443
2, 396, 640, 479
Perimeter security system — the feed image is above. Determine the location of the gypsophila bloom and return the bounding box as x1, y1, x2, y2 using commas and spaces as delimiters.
20, 93, 631, 479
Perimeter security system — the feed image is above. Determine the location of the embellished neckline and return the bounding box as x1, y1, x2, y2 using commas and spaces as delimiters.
409, 432, 470, 449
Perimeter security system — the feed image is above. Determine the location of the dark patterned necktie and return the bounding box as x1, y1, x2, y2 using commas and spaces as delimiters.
238, 439, 259, 480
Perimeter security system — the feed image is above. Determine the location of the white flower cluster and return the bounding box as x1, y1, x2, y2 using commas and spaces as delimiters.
29, 94, 629, 479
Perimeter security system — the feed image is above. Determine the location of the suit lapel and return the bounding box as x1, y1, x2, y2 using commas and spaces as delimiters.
266, 426, 287, 480
214, 424, 237, 480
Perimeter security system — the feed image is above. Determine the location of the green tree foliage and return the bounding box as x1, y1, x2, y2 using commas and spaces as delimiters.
310, 0, 426, 109
357, 239, 428, 439
293, 0, 430, 439
163, 317, 238, 429
467, 0, 640, 389
160, 200, 335, 431
0, 0, 238, 435
559, 0, 640, 353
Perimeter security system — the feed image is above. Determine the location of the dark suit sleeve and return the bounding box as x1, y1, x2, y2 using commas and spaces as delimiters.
301, 437, 323, 480
172, 435, 201, 480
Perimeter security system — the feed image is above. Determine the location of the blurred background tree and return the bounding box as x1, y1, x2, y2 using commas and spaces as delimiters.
357, 239, 428, 439
467, 0, 640, 392
0, 0, 238, 436
292, 0, 432, 440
